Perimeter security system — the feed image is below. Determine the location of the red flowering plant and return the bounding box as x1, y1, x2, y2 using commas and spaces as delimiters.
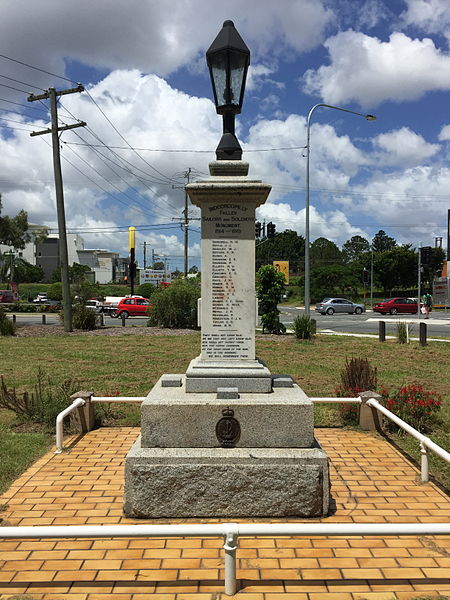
381, 383, 442, 433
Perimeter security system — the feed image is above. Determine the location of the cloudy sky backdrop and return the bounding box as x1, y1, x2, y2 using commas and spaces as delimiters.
1, 0, 450, 269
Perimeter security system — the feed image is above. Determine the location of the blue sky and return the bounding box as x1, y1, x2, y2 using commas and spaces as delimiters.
1, 0, 450, 271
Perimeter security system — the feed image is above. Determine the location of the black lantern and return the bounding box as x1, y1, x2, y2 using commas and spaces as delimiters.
206, 20, 250, 160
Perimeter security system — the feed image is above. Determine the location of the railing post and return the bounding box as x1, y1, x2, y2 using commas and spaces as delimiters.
378, 320, 385, 342
223, 525, 239, 596
359, 391, 383, 431
420, 441, 429, 482
69, 390, 95, 432
419, 322, 427, 346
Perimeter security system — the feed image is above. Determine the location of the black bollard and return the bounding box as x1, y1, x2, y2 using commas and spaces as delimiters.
100, 313, 105, 327
12, 314, 16, 323
42, 313, 46, 324
121, 313, 126, 327
379, 320, 385, 342
419, 322, 427, 346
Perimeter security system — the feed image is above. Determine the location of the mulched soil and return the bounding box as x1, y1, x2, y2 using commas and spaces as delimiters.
13, 325, 198, 337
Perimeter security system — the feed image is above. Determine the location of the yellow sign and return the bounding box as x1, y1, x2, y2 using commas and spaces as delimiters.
128, 226, 136, 251
273, 260, 289, 284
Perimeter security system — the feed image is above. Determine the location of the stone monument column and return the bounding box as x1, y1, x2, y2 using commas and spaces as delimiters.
185, 160, 272, 393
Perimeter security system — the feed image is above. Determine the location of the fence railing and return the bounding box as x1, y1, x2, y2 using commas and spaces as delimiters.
1, 521, 449, 595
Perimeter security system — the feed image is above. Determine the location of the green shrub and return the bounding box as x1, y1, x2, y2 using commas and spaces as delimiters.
0, 370, 79, 426
0, 308, 16, 336
71, 305, 97, 330
256, 265, 286, 334
147, 278, 200, 329
137, 283, 156, 299
47, 282, 63, 301
293, 315, 316, 340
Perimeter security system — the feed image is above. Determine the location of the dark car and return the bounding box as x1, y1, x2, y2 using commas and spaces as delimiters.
372, 297, 421, 315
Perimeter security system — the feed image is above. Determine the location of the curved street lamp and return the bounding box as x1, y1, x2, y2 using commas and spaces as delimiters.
206, 20, 250, 160
304, 103, 376, 316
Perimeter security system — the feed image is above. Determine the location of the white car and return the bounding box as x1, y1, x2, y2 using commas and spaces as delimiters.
33, 293, 48, 304
85, 299, 103, 313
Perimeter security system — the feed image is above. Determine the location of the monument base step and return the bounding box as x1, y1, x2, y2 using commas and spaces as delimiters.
124, 441, 330, 518
141, 375, 314, 448
185, 356, 272, 393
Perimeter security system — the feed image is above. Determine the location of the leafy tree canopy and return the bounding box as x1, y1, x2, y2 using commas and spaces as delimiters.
51, 263, 92, 283
256, 230, 304, 270
0, 196, 30, 249
342, 235, 370, 263
310, 237, 342, 266
372, 230, 396, 253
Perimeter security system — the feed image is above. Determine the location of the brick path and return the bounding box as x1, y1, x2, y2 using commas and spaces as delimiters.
0, 427, 449, 599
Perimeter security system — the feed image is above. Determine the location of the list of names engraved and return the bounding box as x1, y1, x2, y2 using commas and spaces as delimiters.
201, 237, 252, 359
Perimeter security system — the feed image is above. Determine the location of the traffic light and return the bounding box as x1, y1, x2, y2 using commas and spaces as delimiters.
255, 221, 262, 238
362, 269, 369, 283
421, 246, 432, 265
267, 222, 276, 238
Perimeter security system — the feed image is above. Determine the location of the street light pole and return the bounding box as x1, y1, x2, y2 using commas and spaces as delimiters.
304, 103, 376, 316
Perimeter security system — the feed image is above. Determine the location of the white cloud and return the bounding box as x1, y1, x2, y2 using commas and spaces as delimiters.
256, 202, 366, 245
372, 127, 439, 166
1, 0, 332, 88
303, 31, 450, 107
401, 0, 450, 37
348, 165, 450, 243
438, 124, 450, 140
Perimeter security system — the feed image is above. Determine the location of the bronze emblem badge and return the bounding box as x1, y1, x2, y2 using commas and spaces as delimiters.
215, 407, 241, 448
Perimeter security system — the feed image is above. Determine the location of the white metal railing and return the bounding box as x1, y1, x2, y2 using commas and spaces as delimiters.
366, 397, 450, 482
1, 522, 449, 595
92, 396, 146, 403
311, 397, 361, 403
55, 397, 85, 453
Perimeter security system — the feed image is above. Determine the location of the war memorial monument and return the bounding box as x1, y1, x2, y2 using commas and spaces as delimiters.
124, 20, 330, 518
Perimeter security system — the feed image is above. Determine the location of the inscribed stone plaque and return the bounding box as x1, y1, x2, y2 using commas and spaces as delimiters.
201, 200, 256, 361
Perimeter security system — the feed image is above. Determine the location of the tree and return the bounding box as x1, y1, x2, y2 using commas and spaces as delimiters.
374, 246, 417, 293
310, 237, 342, 267
256, 230, 305, 271
342, 235, 370, 263
9, 258, 44, 283
256, 264, 286, 334
0, 196, 30, 249
372, 230, 396, 253
310, 264, 359, 302
153, 261, 165, 270
51, 263, 92, 283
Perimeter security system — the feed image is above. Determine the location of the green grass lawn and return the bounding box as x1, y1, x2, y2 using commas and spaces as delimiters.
0, 332, 448, 494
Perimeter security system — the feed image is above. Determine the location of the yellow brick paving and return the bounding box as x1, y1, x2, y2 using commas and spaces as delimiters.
0, 428, 449, 599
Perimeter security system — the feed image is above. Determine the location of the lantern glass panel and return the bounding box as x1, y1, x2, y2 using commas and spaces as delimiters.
229, 51, 247, 106
211, 54, 228, 106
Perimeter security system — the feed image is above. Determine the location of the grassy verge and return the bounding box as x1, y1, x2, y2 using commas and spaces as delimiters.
0, 332, 448, 494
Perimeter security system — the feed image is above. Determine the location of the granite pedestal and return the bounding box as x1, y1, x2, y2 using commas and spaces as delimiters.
124, 376, 330, 518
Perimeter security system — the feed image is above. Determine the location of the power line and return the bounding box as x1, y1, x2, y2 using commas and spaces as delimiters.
0, 73, 46, 91
0, 53, 75, 84
63, 140, 308, 153
83, 89, 176, 185
0, 123, 35, 132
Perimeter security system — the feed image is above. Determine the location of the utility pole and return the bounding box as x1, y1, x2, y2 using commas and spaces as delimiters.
28, 85, 86, 332
143, 242, 148, 269
183, 168, 191, 277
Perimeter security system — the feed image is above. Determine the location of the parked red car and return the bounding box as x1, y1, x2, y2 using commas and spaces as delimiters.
112, 297, 152, 318
372, 297, 421, 315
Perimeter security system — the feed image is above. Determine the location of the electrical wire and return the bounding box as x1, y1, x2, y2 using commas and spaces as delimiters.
0, 53, 75, 84
0, 73, 46, 91
63, 140, 308, 153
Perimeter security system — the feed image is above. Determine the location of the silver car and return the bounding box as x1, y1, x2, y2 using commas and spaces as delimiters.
315, 297, 366, 315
